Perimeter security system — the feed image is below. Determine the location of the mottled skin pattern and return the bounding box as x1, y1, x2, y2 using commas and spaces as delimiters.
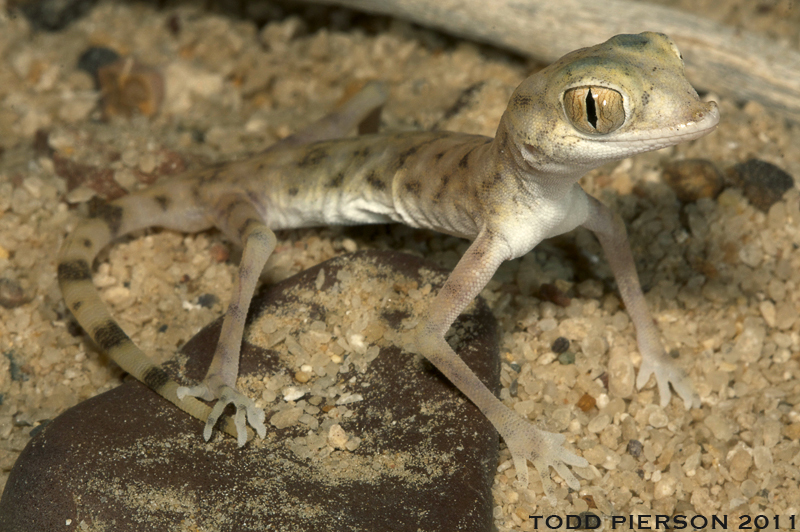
58, 33, 718, 503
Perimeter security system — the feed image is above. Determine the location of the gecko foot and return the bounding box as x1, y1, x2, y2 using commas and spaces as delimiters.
177, 383, 267, 447
637, 354, 700, 410
503, 420, 588, 506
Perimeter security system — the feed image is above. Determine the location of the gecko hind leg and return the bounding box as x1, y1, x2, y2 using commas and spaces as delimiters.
177, 195, 276, 446
265, 80, 389, 153
177, 83, 390, 446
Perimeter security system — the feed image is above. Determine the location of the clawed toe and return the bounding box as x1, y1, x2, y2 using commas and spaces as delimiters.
637, 358, 699, 410
505, 423, 587, 506
178, 382, 266, 446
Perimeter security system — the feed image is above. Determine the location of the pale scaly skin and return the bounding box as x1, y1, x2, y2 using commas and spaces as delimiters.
58, 33, 718, 504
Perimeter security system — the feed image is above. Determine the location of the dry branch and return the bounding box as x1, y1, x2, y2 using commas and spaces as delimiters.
309, 0, 800, 122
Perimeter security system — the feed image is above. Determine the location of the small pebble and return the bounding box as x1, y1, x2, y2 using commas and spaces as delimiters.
33, 128, 53, 157
783, 423, 800, 440
728, 449, 752, 481
97, 57, 164, 118
197, 293, 219, 308
587, 414, 610, 433
551, 336, 570, 354
327, 423, 349, 450
662, 159, 724, 202
704, 413, 734, 441
648, 407, 669, 428
576, 393, 596, 412
725, 159, 794, 212
607, 347, 634, 398
0, 278, 28, 309
282, 386, 307, 402
539, 283, 571, 307
77, 46, 120, 79
557, 351, 575, 365
654, 474, 677, 499
506, 361, 521, 372
627, 439, 643, 458
209, 243, 230, 263
753, 446, 773, 472
269, 406, 303, 429
17, 0, 96, 30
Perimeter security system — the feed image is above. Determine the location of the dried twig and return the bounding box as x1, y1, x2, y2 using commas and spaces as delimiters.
311, 0, 800, 121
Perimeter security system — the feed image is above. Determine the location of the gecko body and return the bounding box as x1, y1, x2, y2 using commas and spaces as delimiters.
58, 32, 718, 503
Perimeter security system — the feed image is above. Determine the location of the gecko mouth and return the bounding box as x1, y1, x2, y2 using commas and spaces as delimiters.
603, 101, 720, 146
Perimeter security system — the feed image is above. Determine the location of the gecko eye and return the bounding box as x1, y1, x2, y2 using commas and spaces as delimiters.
563, 86, 625, 134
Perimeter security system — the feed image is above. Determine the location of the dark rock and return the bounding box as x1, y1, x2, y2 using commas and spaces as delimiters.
662, 159, 724, 202
539, 282, 570, 307
97, 57, 164, 118
0, 278, 29, 309
551, 336, 570, 354
0, 251, 499, 532
11, 0, 98, 31
197, 293, 219, 308
627, 439, 643, 458
77, 46, 121, 80
726, 159, 795, 212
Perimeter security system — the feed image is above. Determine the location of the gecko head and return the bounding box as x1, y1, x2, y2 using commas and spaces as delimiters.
499, 32, 719, 176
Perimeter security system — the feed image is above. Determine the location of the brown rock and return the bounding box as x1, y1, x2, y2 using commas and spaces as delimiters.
98, 57, 164, 119
0, 251, 499, 532
726, 159, 795, 212
662, 159, 724, 202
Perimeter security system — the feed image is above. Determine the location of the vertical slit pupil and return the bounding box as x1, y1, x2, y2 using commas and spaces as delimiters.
585, 88, 598, 129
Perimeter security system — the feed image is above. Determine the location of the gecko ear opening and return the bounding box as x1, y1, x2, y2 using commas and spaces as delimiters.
563, 86, 625, 134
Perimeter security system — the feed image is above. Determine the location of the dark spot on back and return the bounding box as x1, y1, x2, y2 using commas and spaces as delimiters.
365, 171, 386, 191
327, 172, 344, 188
93, 320, 129, 351
153, 195, 171, 211
143, 365, 171, 390
88, 199, 124, 236
397, 146, 420, 168
297, 147, 329, 168
58, 260, 93, 282
81, 238, 92, 248
354, 146, 372, 158
288, 187, 299, 196
404, 180, 421, 197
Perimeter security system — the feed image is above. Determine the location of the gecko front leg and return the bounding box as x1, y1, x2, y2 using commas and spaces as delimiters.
583, 196, 699, 409
413, 230, 588, 505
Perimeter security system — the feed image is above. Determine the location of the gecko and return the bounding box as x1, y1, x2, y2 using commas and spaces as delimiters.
58, 32, 718, 504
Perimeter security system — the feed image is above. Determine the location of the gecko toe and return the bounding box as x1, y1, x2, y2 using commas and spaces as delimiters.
638, 357, 698, 410
504, 419, 585, 505
180, 382, 266, 445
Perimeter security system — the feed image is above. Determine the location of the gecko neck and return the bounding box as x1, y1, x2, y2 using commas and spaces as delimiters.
489, 117, 590, 202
